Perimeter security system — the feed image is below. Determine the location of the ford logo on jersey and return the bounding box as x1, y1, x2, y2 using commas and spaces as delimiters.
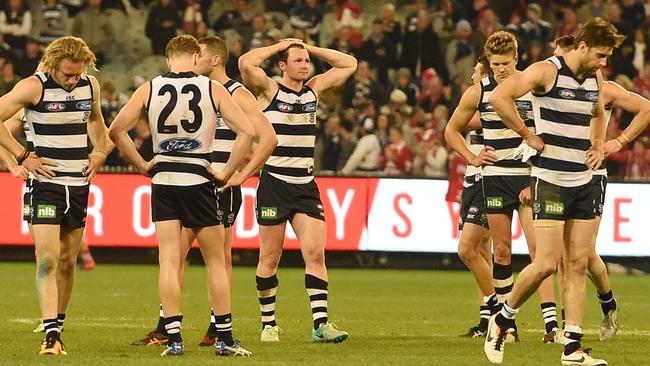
159, 137, 202, 152
302, 102, 317, 112
45, 102, 66, 112
515, 100, 533, 111
559, 89, 576, 99
277, 102, 293, 112
585, 92, 599, 102
75, 100, 92, 110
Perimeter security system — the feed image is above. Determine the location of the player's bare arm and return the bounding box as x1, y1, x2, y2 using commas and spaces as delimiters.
490, 61, 556, 151
108, 83, 152, 176
224, 87, 278, 188
444, 83, 496, 167
0, 110, 28, 179
0, 77, 56, 177
587, 71, 607, 170
304, 44, 357, 96
211, 81, 255, 183
85, 75, 114, 181
238, 41, 290, 104
602, 80, 650, 156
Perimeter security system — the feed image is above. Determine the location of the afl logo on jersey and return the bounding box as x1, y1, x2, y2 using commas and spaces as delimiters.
45, 102, 66, 112
302, 102, 317, 112
585, 92, 599, 102
277, 102, 293, 112
559, 89, 576, 99
159, 137, 202, 152
75, 100, 92, 110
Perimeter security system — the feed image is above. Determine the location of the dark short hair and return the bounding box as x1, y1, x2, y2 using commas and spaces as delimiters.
278, 43, 307, 63
574, 17, 625, 49
198, 36, 228, 62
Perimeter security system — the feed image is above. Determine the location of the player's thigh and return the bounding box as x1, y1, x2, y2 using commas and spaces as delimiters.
564, 219, 596, 266
195, 224, 226, 265
180, 227, 196, 260
292, 213, 326, 261
458, 222, 490, 260
155, 220, 183, 263
259, 223, 287, 258
59, 227, 84, 262
32, 224, 62, 261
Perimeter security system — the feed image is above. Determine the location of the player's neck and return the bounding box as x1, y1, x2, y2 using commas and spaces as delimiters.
168, 58, 196, 74
280, 76, 304, 92
208, 68, 228, 83
564, 51, 588, 79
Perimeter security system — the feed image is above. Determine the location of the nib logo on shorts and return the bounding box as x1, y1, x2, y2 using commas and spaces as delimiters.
36, 205, 56, 219
260, 206, 277, 219
486, 196, 503, 209
544, 200, 564, 215
23, 204, 30, 216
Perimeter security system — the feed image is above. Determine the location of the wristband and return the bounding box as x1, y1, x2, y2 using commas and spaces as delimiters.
616, 132, 630, 146
516, 125, 531, 139
16, 149, 30, 165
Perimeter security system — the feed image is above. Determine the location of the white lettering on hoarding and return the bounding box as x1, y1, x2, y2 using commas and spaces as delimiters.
327, 188, 354, 240
133, 185, 154, 237
87, 184, 103, 235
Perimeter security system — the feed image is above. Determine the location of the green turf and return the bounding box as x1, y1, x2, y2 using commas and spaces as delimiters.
2, 262, 649, 365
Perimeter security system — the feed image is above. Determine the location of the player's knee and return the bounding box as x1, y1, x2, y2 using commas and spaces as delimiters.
35, 255, 57, 278
302, 248, 325, 266
492, 242, 511, 264
58, 256, 76, 276
567, 256, 589, 273
458, 243, 478, 264
260, 251, 282, 269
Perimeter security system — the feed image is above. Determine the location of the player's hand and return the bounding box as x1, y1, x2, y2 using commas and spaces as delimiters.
10, 165, 28, 180
222, 170, 245, 190
137, 159, 155, 177
519, 186, 532, 206
469, 146, 497, 167
603, 139, 623, 157
524, 134, 545, 152
586, 147, 605, 171
22, 153, 57, 179
278, 38, 304, 44
84, 151, 107, 182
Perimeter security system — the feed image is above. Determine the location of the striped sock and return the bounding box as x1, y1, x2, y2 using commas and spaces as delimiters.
483, 292, 500, 315
155, 304, 166, 334
305, 274, 328, 331
214, 313, 234, 346
164, 315, 183, 343
256, 274, 278, 330
563, 325, 582, 355
493, 263, 514, 304
208, 308, 217, 335
43, 318, 59, 339
541, 302, 559, 334
479, 305, 490, 329
496, 301, 518, 330
57, 313, 65, 333
597, 290, 617, 315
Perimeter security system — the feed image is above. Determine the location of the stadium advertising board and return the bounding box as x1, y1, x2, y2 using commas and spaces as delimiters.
0, 173, 647, 256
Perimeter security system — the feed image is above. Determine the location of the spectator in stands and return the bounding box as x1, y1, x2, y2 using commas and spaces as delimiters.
226, 37, 244, 81
0, 60, 19, 95
376, 112, 391, 150
61, 0, 83, 17
360, 18, 397, 86
519, 3, 551, 54
607, 1, 636, 79
518, 39, 545, 69
387, 89, 408, 116
340, 118, 381, 175
380, 3, 401, 46
446, 20, 475, 85
337, 119, 356, 171
245, 14, 268, 50
15, 37, 39, 78
342, 60, 384, 108
405, 0, 429, 33
380, 126, 413, 176
621, 0, 645, 31
328, 25, 358, 60
213, 0, 252, 35
555, 6, 581, 39
181, 0, 205, 36
357, 101, 376, 130
322, 114, 342, 172
145, 0, 180, 56
0, 33, 15, 61
100, 80, 129, 126
401, 10, 444, 80
624, 138, 650, 181
431, 0, 462, 53
290, 0, 324, 45
335, 0, 363, 47
419, 69, 449, 114
40, 0, 69, 45
72, 0, 114, 66
577, 0, 606, 23
0, 0, 31, 54
394, 68, 419, 107
412, 135, 448, 178
633, 28, 646, 76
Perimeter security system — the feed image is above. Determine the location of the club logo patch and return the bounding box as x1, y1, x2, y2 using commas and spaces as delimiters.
559, 89, 575, 99
585, 92, 599, 102
544, 200, 564, 215
302, 102, 317, 112
45, 102, 66, 112
277, 102, 293, 112
159, 137, 202, 152
260, 206, 277, 219
75, 100, 92, 110
486, 196, 503, 209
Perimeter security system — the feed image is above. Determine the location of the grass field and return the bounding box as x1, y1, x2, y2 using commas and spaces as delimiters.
2, 262, 650, 366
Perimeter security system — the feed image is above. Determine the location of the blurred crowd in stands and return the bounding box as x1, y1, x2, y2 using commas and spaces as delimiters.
1, 0, 650, 181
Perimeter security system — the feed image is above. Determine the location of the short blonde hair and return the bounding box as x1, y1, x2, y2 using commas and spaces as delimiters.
484, 31, 518, 58
41, 36, 97, 74
166, 35, 201, 58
